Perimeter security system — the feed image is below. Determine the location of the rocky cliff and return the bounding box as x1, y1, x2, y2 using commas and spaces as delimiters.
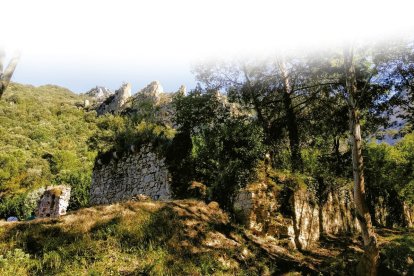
84, 86, 113, 101
96, 82, 131, 115
133, 80, 164, 104
234, 180, 360, 250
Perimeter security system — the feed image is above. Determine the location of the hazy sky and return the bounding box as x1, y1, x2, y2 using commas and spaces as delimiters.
2, 0, 414, 93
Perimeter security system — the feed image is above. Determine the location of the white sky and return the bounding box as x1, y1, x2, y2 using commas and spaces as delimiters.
1, 0, 414, 92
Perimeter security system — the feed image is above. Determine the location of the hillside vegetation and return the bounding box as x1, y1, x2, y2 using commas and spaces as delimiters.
0, 200, 413, 275
0, 83, 98, 218
1, 41, 414, 275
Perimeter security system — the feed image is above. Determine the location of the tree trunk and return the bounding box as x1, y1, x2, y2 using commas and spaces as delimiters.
332, 137, 342, 175
279, 59, 304, 173
344, 47, 379, 276
0, 49, 20, 99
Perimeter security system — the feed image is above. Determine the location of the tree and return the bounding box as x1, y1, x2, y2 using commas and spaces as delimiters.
0, 48, 20, 99
170, 88, 265, 209
343, 45, 379, 276
377, 40, 414, 132
194, 56, 324, 172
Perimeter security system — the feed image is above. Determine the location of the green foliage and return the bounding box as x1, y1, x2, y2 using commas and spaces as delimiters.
166, 130, 194, 197
366, 133, 414, 205
91, 118, 176, 164
365, 133, 414, 226
0, 83, 98, 218
381, 234, 414, 275
0, 248, 38, 275
170, 90, 265, 209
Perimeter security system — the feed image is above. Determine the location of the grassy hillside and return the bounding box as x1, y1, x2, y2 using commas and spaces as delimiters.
0, 83, 98, 218
0, 200, 412, 275
0, 200, 277, 275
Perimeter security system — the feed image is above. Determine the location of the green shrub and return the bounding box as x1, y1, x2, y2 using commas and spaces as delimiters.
0, 83, 98, 218
381, 235, 414, 274
0, 248, 39, 275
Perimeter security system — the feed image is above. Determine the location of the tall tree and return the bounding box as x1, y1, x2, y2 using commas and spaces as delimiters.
276, 58, 304, 172
0, 48, 20, 99
343, 46, 379, 275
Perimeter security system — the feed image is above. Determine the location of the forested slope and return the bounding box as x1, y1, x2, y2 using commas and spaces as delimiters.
0, 83, 98, 218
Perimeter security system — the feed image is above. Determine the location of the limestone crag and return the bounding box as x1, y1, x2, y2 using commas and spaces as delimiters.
90, 143, 171, 205
234, 182, 360, 250
177, 84, 187, 96
96, 83, 131, 115
319, 188, 359, 235
372, 195, 414, 228
131, 81, 163, 106
140, 80, 163, 102
85, 86, 113, 101
404, 203, 414, 227
234, 182, 297, 249
35, 185, 71, 218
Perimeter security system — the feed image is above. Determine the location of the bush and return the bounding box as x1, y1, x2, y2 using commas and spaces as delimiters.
381, 235, 414, 275
0, 249, 38, 275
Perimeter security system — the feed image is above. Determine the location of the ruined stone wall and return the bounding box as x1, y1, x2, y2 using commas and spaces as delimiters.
90, 144, 171, 205
35, 185, 71, 218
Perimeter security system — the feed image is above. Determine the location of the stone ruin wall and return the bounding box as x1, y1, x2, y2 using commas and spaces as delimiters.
90, 144, 171, 205
35, 185, 71, 218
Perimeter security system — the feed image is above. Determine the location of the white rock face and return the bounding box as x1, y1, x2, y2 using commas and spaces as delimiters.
85, 86, 113, 100
177, 85, 187, 96
133, 81, 163, 104
35, 185, 71, 218
141, 81, 163, 95
90, 143, 171, 205
96, 82, 131, 115
114, 82, 131, 107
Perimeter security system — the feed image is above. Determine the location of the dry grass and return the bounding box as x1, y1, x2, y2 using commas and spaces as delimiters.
0, 200, 411, 275
0, 200, 276, 275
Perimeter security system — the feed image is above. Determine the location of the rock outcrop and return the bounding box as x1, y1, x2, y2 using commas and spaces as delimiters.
404, 203, 414, 227
177, 84, 186, 96
131, 81, 163, 106
90, 143, 171, 205
84, 86, 113, 101
140, 81, 163, 102
371, 195, 414, 228
234, 181, 360, 250
35, 185, 71, 218
96, 83, 131, 115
